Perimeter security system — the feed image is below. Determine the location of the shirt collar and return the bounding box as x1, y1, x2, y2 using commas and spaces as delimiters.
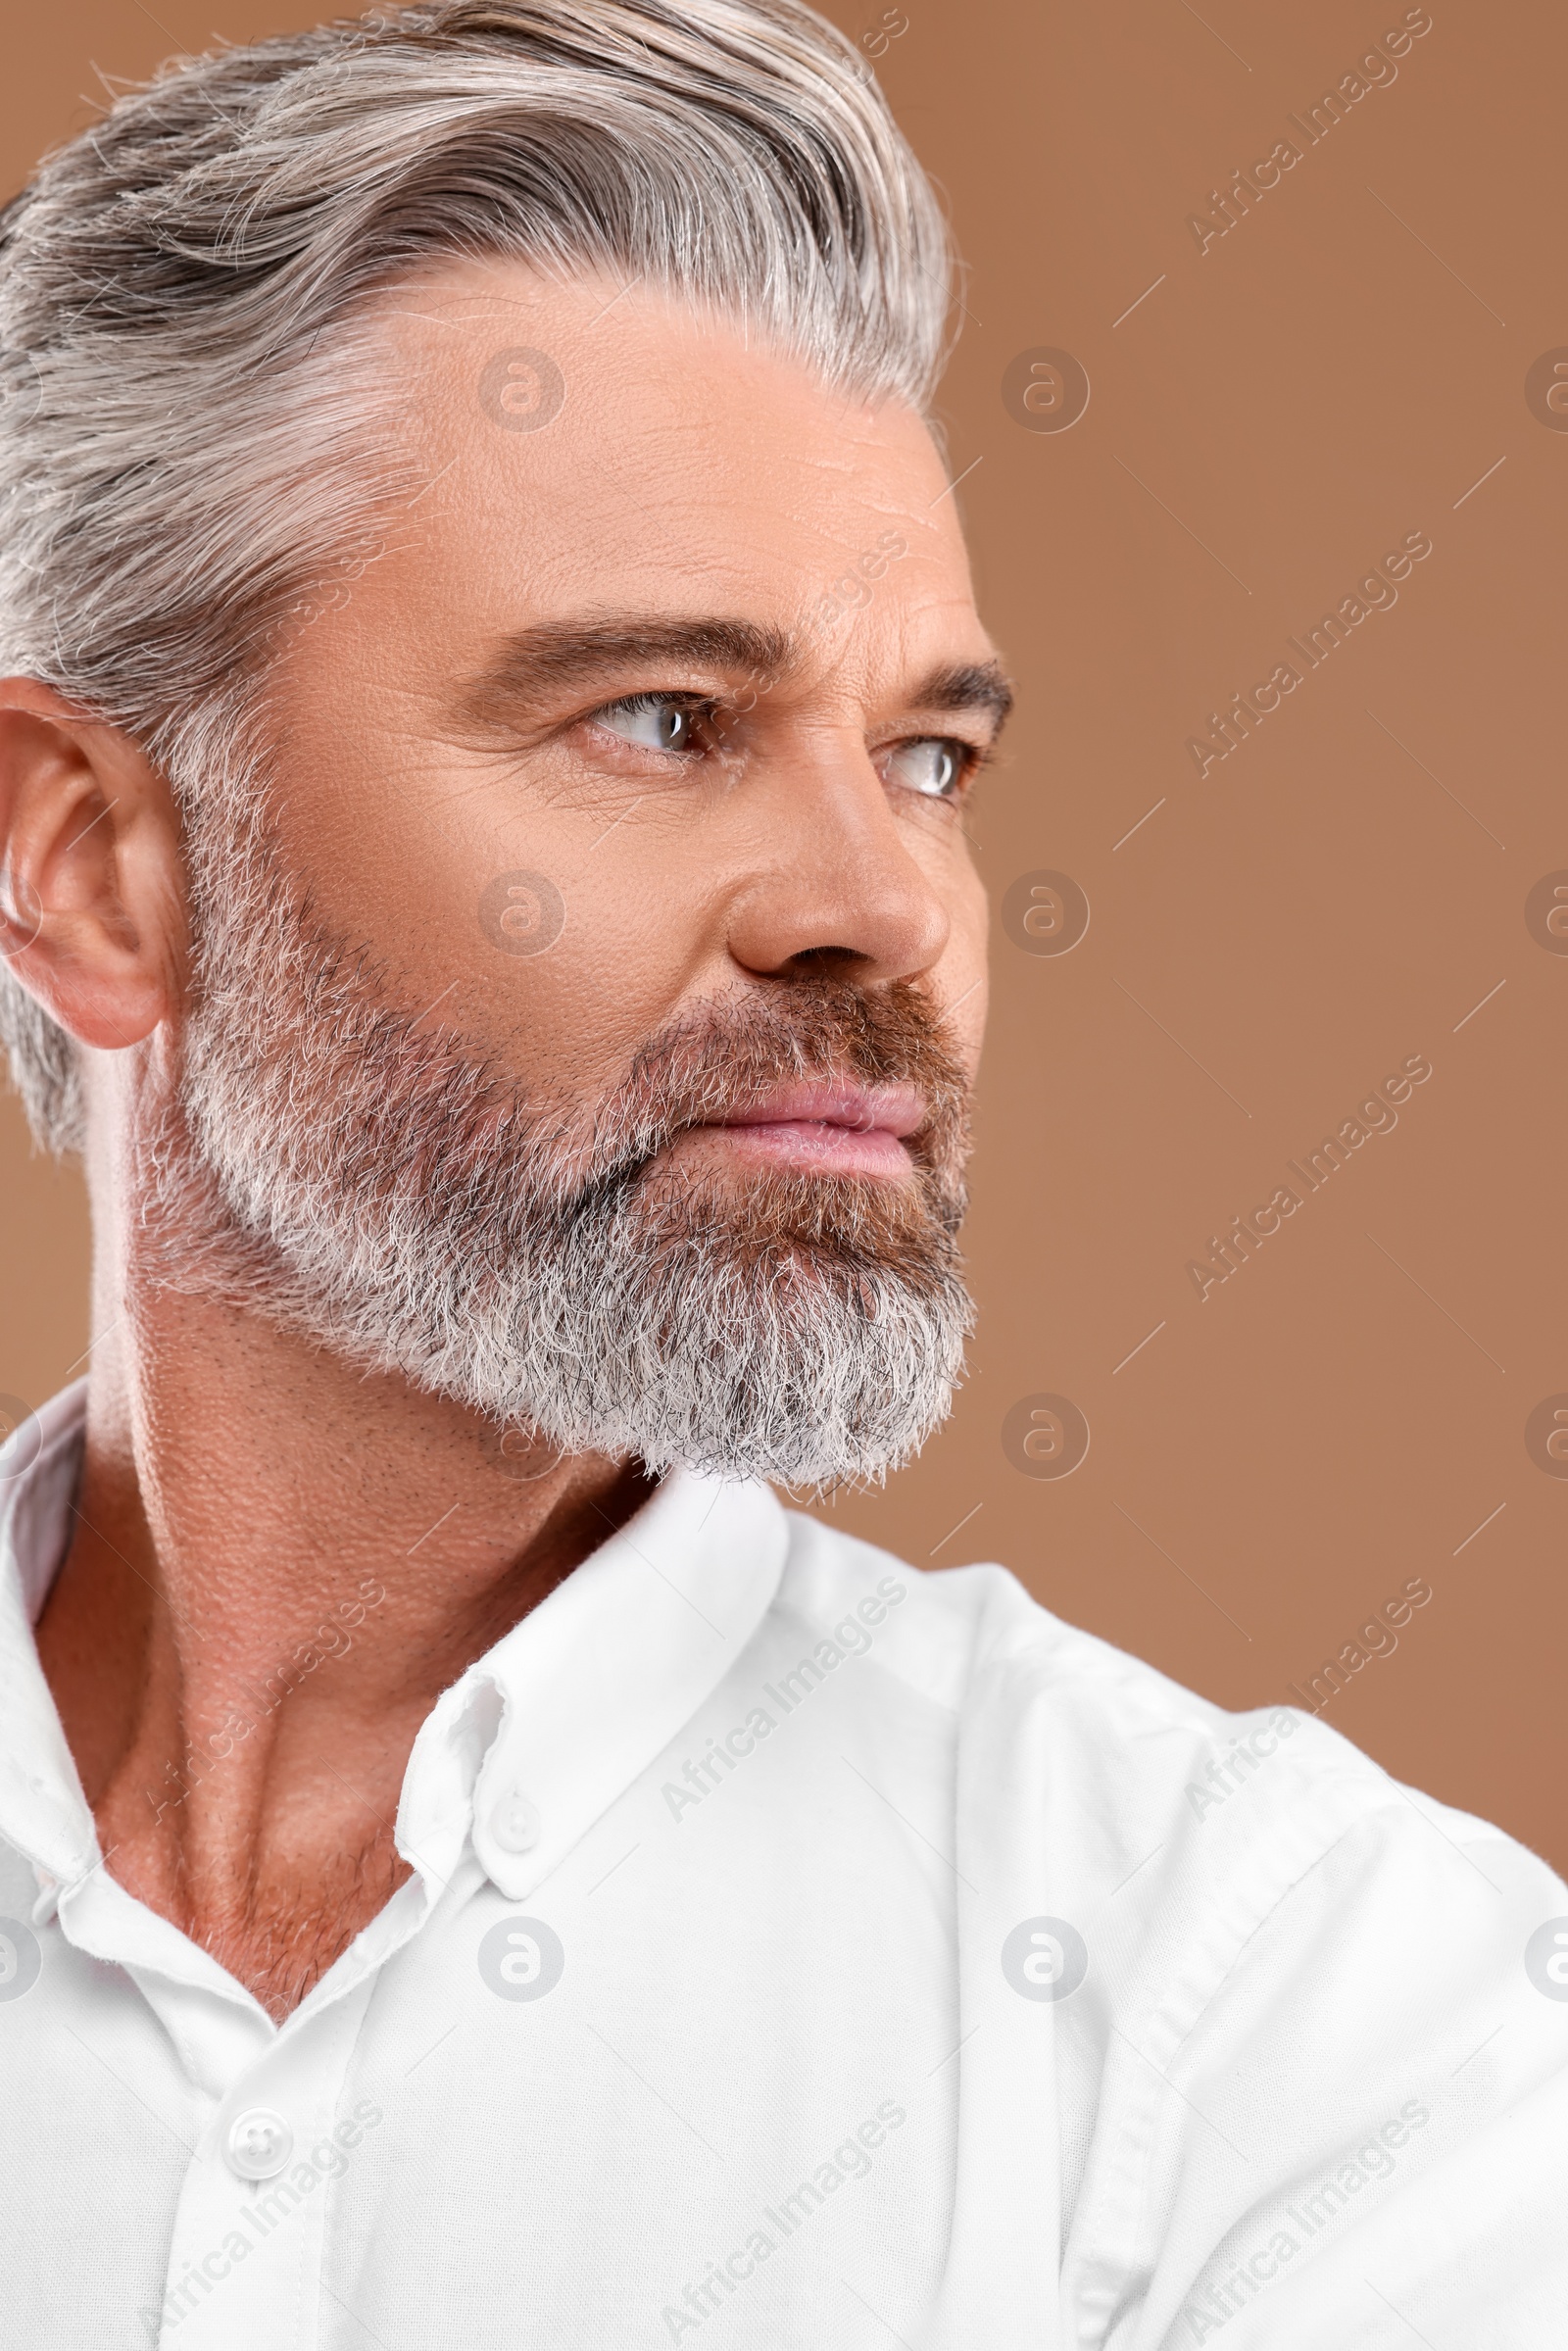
415, 1462, 788, 1900
0, 1380, 97, 1890
0, 1379, 789, 1929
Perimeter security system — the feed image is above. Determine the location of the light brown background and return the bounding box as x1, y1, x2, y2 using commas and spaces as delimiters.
4, 1, 1564, 1867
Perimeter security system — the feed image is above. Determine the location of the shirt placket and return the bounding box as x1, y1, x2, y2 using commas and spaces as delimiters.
144, 1978, 374, 2351
48, 1677, 491, 2351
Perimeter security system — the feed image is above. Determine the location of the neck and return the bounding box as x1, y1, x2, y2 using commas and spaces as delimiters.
34, 1165, 648, 2023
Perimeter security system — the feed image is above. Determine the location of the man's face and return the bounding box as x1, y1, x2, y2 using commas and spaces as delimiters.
275, 263, 997, 1134
164, 263, 1005, 1482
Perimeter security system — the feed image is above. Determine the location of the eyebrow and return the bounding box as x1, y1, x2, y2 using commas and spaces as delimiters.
903, 660, 1015, 734
451, 617, 793, 733
451, 615, 1014, 740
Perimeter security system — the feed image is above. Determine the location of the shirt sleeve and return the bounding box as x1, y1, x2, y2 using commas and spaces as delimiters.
1083, 1788, 1568, 2350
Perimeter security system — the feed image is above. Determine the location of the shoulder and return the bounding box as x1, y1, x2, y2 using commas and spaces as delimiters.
773, 1502, 1558, 1910
777, 1496, 1330, 1764
776, 1508, 1568, 2335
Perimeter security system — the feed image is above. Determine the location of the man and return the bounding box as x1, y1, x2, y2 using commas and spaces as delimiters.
0, 2, 1561, 2344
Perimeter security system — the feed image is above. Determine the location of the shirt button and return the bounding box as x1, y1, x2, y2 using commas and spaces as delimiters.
226, 2109, 294, 2180
490, 1786, 541, 1853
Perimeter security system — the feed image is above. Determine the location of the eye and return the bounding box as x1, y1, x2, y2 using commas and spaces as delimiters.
591, 692, 710, 755
879, 735, 974, 801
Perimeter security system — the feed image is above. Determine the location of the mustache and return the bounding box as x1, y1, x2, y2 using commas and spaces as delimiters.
183, 842, 973, 1225
566, 976, 972, 1193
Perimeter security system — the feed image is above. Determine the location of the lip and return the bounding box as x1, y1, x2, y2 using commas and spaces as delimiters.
687, 1082, 924, 1178
719, 1083, 924, 1139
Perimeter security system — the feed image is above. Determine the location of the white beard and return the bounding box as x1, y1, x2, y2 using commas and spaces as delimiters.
138, 763, 974, 1487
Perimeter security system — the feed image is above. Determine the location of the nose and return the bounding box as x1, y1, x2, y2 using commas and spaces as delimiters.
723, 737, 954, 985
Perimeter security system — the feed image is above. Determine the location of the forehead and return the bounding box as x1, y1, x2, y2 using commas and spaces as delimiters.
355, 258, 985, 672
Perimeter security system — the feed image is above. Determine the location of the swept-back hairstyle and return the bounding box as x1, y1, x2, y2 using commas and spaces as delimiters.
0, 0, 951, 1151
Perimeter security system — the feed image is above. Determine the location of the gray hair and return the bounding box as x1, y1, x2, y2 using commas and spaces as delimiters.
0, 0, 952, 1153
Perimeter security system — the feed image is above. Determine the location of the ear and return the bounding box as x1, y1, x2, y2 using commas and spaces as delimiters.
0, 680, 184, 1051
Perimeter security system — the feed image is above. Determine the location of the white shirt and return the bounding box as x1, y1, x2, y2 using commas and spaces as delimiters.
2, 1379, 1565, 2350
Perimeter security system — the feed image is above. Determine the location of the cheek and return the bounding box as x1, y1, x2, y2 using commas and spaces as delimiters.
489, 831, 734, 1073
